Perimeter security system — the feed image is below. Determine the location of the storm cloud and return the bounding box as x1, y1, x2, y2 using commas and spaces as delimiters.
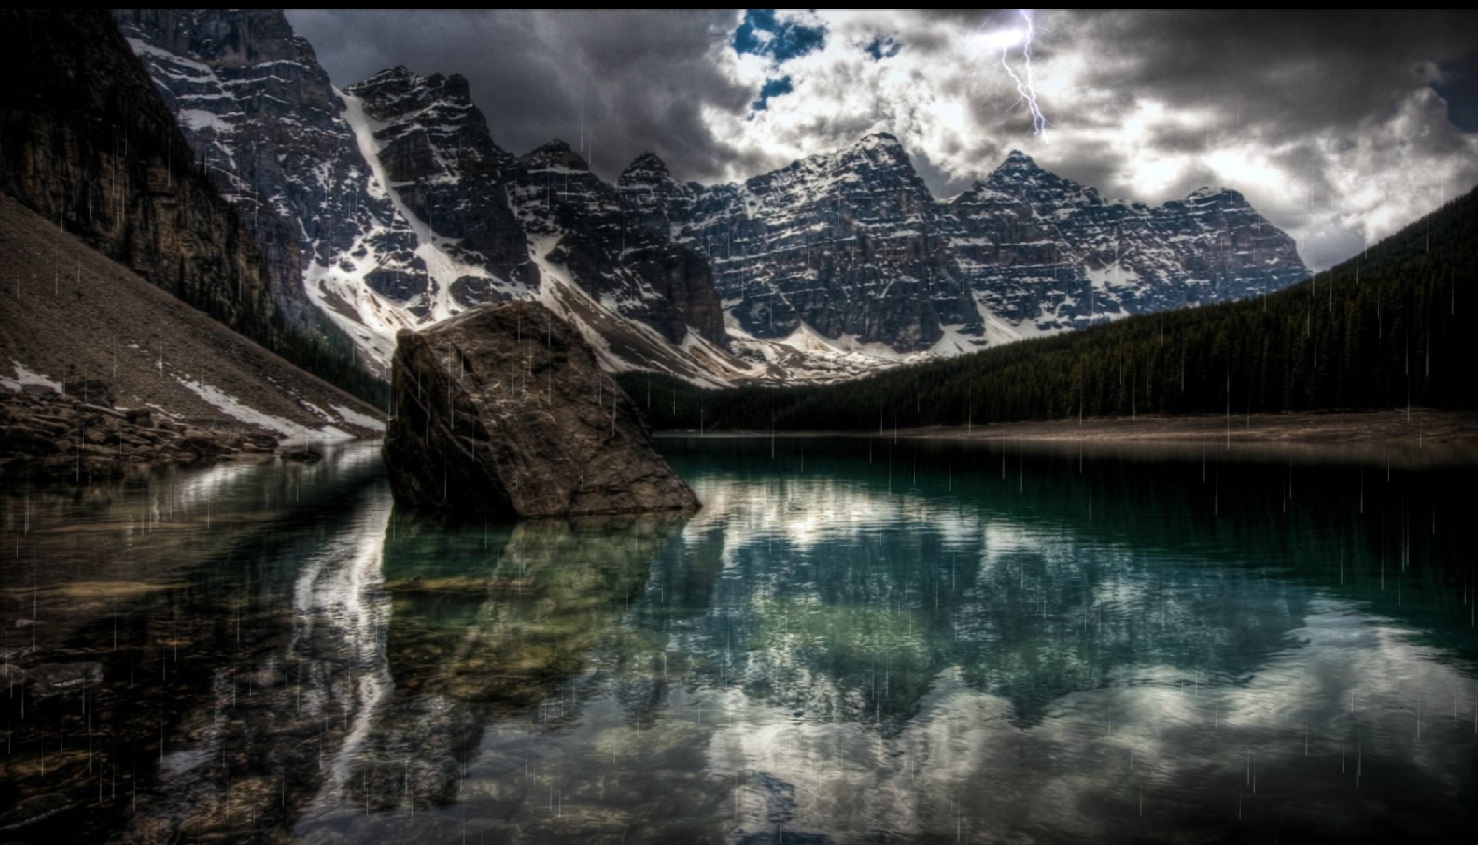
287, 9, 1478, 269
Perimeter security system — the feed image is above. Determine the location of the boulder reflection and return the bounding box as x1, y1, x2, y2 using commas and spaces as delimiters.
320, 511, 691, 815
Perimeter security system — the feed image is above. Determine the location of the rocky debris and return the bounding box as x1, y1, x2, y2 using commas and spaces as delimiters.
24, 661, 103, 697
0, 383, 280, 481
383, 301, 699, 519
279, 445, 323, 462
63, 379, 116, 407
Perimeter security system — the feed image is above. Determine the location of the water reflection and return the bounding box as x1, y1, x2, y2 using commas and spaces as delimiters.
1, 438, 1476, 843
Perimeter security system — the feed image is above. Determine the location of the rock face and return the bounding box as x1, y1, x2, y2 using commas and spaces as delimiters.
116, 9, 1309, 384
619, 135, 1309, 352
383, 302, 699, 519
621, 133, 977, 349
117, 13, 732, 382
0, 10, 380, 403
0, 10, 280, 349
509, 140, 729, 350
344, 66, 537, 311
111, 9, 424, 373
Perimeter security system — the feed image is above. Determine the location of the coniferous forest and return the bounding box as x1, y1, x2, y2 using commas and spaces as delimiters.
621, 183, 1478, 431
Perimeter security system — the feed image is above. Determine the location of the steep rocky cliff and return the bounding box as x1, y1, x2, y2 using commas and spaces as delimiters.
507, 139, 728, 349
948, 150, 1305, 331
344, 66, 536, 310
622, 133, 979, 351
115, 9, 1309, 386
112, 9, 424, 373
2, 9, 383, 402
1, 9, 280, 348
619, 135, 1309, 354
118, 11, 734, 383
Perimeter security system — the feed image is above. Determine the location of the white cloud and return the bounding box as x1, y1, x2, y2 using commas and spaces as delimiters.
291, 10, 1478, 270
687, 10, 1478, 269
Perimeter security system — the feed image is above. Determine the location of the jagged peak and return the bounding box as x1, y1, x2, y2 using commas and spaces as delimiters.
855, 131, 902, 149
521, 139, 589, 171
999, 149, 1041, 170
347, 66, 475, 104
620, 151, 672, 181
1186, 185, 1245, 204
355, 65, 418, 87
845, 132, 910, 164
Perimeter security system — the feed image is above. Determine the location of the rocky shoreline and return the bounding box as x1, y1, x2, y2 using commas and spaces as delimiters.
1, 381, 307, 481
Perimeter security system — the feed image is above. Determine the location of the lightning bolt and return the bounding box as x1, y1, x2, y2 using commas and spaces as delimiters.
978, 9, 1050, 138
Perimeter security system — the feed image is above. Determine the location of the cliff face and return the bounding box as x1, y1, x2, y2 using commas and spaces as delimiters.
111, 9, 427, 370
950, 150, 1307, 330
119, 12, 733, 380
622, 133, 978, 350
620, 137, 1309, 353
110, 8, 1309, 386
345, 66, 537, 310
0, 9, 281, 349
507, 140, 729, 349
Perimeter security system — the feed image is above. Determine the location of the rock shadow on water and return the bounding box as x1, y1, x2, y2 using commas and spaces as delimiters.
325, 505, 693, 817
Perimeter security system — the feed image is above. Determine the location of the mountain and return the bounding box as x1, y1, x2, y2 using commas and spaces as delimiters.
115, 10, 739, 385
621, 182, 1478, 430
0, 194, 384, 445
1, 8, 385, 408
112, 9, 450, 375
2, 8, 280, 357
618, 135, 1309, 356
116, 10, 1308, 388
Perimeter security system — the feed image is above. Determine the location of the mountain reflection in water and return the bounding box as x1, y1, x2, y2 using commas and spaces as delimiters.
1, 437, 1475, 843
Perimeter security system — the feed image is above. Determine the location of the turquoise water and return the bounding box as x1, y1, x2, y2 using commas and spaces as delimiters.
1, 437, 1476, 843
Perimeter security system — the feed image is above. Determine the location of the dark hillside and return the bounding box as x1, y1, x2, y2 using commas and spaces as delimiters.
0, 9, 385, 404
622, 184, 1478, 430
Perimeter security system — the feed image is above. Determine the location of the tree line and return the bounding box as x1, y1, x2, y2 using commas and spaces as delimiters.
620, 184, 1478, 431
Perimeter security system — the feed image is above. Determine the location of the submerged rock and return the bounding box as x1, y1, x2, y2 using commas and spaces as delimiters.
383, 301, 699, 519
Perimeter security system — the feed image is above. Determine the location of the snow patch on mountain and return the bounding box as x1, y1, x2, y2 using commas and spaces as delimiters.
176, 376, 354, 442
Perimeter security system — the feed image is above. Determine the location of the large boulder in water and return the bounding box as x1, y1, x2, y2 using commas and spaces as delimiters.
383, 301, 699, 519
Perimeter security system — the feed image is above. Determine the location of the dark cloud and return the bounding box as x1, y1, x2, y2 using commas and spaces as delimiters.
1057, 10, 1478, 141
286, 10, 1478, 268
287, 9, 753, 182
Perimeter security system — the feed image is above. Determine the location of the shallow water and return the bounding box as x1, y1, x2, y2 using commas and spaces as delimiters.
1, 437, 1476, 843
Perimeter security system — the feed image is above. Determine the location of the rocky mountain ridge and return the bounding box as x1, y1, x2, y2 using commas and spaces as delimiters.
116, 9, 1310, 385
618, 135, 1309, 355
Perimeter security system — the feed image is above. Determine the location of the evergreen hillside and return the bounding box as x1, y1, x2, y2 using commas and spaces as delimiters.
620, 184, 1478, 431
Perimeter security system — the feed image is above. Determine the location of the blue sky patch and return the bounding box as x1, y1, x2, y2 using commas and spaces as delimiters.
753, 75, 794, 111
733, 9, 825, 62
865, 35, 901, 61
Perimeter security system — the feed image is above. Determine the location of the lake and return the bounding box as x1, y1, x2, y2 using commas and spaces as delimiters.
2, 436, 1476, 843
